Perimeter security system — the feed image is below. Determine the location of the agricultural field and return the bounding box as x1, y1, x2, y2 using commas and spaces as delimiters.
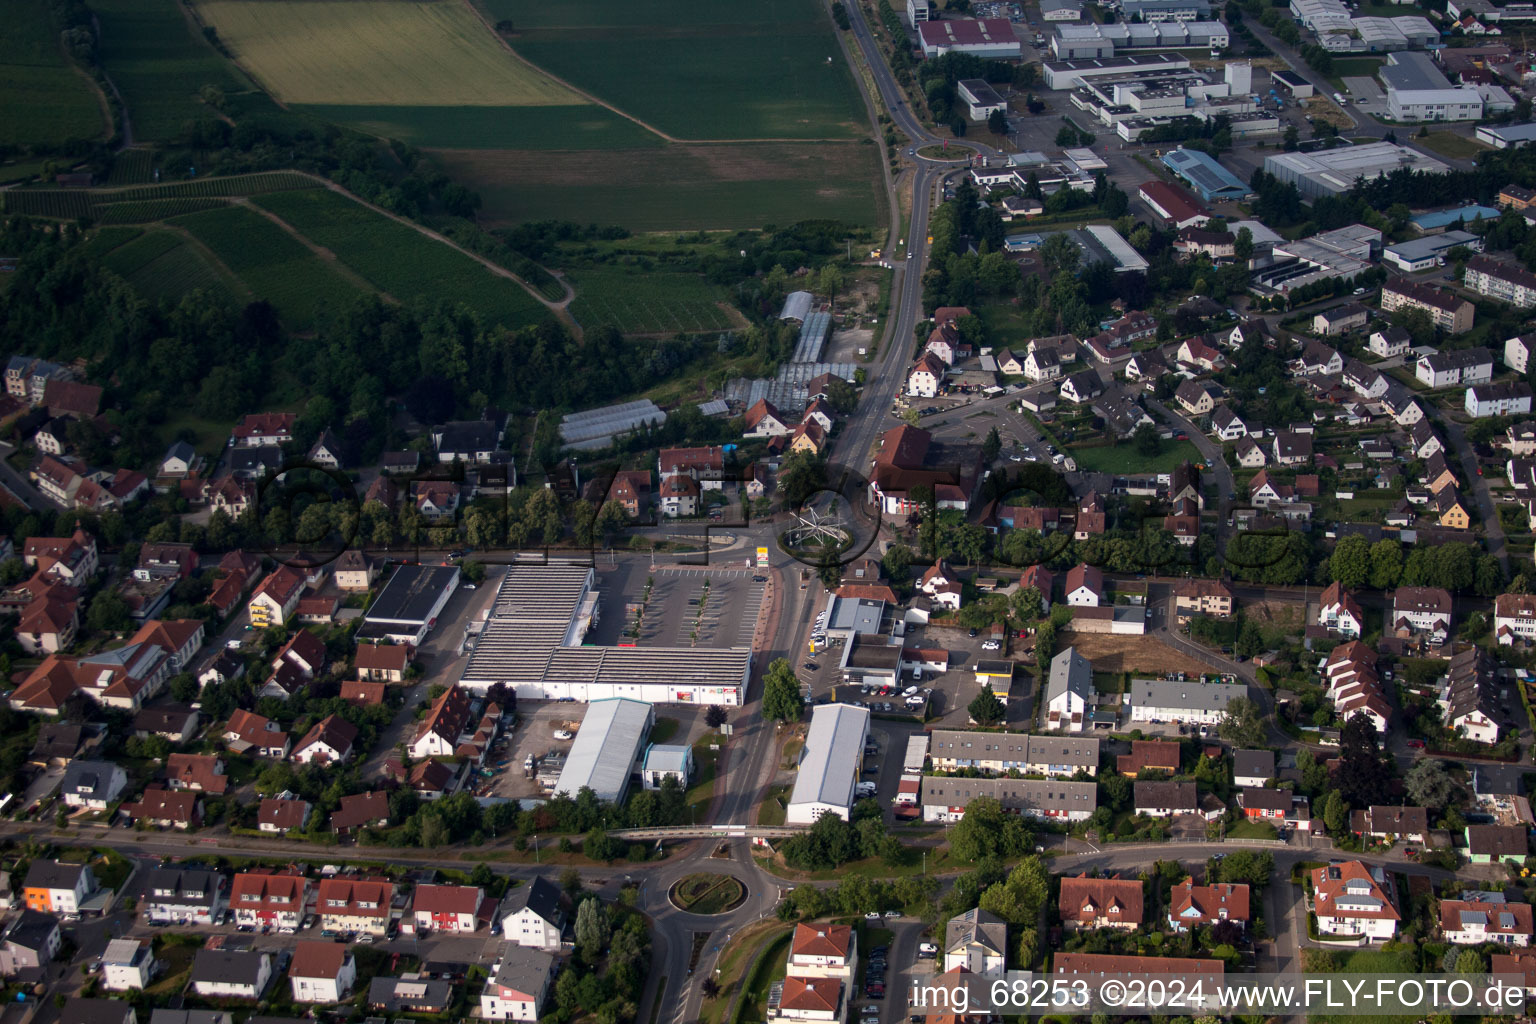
105, 231, 237, 305
1, 172, 315, 219
91, 0, 253, 141
434, 142, 882, 231
196, 0, 583, 107
482, 0, 866, 140
252, 188, 553, 329
0, 0, 107, 146
81, 226, 145, 259
171, 205, 369, 330
567, 265, 739, 335
299, 102, 662, 150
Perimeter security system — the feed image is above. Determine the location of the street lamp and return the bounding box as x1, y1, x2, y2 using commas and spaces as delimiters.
533, 836, 539, 864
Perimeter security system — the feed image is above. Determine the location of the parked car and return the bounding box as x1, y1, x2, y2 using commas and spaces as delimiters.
554, 729, 574, 741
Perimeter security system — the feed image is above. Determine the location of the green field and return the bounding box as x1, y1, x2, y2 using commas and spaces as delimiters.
97, 229, 182, 278
253, 188, 552, 328
110, 232, 237, 304
434, 141, 882, 230
0, 0, 106, 146
91, 0, 252, 140
81, 226, 145, 258
171, 205, 368, 330
198, 0, 584, 107
2, 172, 316, 220
1066, 440, 1204, 474
1417, 131, 1491, 160
567, 265, 737, 334
483, 0, 866, 141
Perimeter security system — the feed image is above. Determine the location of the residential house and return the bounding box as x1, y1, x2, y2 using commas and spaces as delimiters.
289, 942, 357, 1003
1060, 370, 1103, 404
331, 791, 391, 835
770, 977, 843, 1023
316, 877, 393, 936
1384, 279, 1475, 334
1467, 825, 1529, 864
1323, 640, 1390, 734
232, 413, 295, 448
1133, 781, 1198, 817
23, 528, 98, 580
480, 948, 555, 1021
1310, 861, 1399, 939
333, 550, 376, 592
411, 685, 474, 759
1065, 564, 1103, 607
1273, 431, 1313, 466
1368, 326, 1412, 358
1174, 379, 1218, 416
1417, 346, 1495, 387
1314, 304, 1369, 336
1391, 586, 1453, 639
606, 471, 652, 519
1210, 406, 1247, 441
657, 446, 727, 489
1496, 592, 1536, 645
1296, 341, 1344, 376
1439, 646, 1502, 743
1412, 421, 1445, 459
121, 787, 203, 830
1044, 647, 1093, 733
368, 977, 454, 1014
60, 759, 126, 811
1058, 875, 1144, 931
1440, 894, 1533, 945
1232, 750, 1274, 788
1168, 879, 1250, 932
411, 884, 488, 934
1020, 564, 1053, 610
189, 948, 272, 1000
920, 561, 963, 611
659, 473, 700, 517
1023, 347, 1063, 382
22, 860, 95, 914
354, 643, 409, 683
1175, 337, 1224, 372
248, 567, 305, 629
786, 922, 856, 978
1467, 379, 1534, 417
291, 715, 358, 766
140, 867, 225, 926
944, 908, 1006, 977
1352, 804, 1429, 843
1318, 581, 1365, 638
258, 797, 311, 834
1240, 787, 1291, 820
59, 1001, 133, 1024
788, 419, 825, 455
1174, 227, 1235, 261
98, 937, 149, 991
432, 419, 504, 463
907, 353, 946, 398
745, 399, 791, 438
497, 876, 566, 951
1343, 359, 1388, 399
996, 349, 1026, 376
1117, 740, 1180, 776
1173, 579, 1232, 622
340, 680, 386, 706
224, 710, 290, 759
1436, 485, 1471, 529
229, 872, 308, 931
307, 430, 343, 470
1234, 438, 1267, 468
0, 909, 61, 978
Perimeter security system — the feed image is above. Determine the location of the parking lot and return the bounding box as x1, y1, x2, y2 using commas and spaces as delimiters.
488, 701, 587, 800
585, 561, 765, 649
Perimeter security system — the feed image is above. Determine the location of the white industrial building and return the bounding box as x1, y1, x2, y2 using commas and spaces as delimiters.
787, 703, 870, 825
1383, 230, 1482, 272
1477, 121, 1536, 148
553, 697, 654, 804
907, 0, 930, 22
1261, 143, 1449, 199
1381, 52, 1484, 121
1291, 0, 1352, 31
457, 565, 751, 704
1050, 20, 1228, 59
958, 79, 1008, 120
640, 744, 693, 790
1127, 677, 1248, 725
357, 564, 460, 645
1042, 52, 1191, 89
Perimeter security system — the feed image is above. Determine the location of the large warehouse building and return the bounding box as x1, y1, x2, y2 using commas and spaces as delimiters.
918, 18, 1023, 59
1262, 142, 1449, 200
457, 565, 751, 704
553, 698, 654, 804
787, 703, 870, 825
1042, 52, 1190, 89
359, 564, 460, 645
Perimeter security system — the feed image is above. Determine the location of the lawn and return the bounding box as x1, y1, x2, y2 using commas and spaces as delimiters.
1226, 818, 1279, 840
1332, 56, 1388, 79
434, 141, 882, 230
196, 0, 585, 107
0, 0, 107, 146
1066, 440, 1203, 474
685, 732, 722, 822
567, 264, 738, 335
171, 204, 368, 330
482, 0, 867, 141
91, 0, 254, 141
757, 783, 791, 827
699, 921, 791, 1024
731, 930, 793, 1024
1416, 131, 1491, 161
650, 716, 679, 744
672, 873, 746, 914
252, 188, 552, 329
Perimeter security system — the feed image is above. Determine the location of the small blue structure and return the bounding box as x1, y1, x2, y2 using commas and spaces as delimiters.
1161, 147, 1252, 203
1409, 204, 1502, 233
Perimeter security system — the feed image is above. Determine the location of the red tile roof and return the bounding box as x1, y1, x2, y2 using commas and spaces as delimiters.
791, 923, 852, 959
1058, 874, 1145, 927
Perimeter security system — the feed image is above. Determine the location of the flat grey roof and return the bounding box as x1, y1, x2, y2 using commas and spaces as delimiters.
789, 703, 870, 813
828, 595, 885, 635
365, 564, 459, 625
1130, 677, 1247, 712
1380, 51, 1451, 92
554, 698, 652, 803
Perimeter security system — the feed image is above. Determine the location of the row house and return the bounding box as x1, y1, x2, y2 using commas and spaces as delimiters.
232, 413, 295, 448
1058, 874, 1143, 931
1117, 740, 1180, 777
920, 776, 1097, 823
1495, 591, 1536, 645
1392, 585, 1453, 640
1439, 646, 1502, 744
1440, 893, 1534, 946
316, 876, 393, 936
141, 867, 225, 926
1385, 279, 1475, 335
229, 871, 308, 931
928, 731, 1100, 777
1317, 581, 1365, 638
1323, 640, 1390, 733
22, 860, 96, 914
1467, 379, 1534, 417
1464, 254, 1536, 308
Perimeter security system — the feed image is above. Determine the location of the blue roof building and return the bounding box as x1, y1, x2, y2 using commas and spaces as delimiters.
1409, 204, 1502, 233
1161, 148, 1252, 202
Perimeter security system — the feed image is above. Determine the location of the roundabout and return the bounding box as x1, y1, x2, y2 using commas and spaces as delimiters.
668, 873, 748, 915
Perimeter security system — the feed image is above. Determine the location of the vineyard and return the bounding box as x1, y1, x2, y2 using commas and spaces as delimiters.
252, 188, 552, 329
123, 240, 235, 304
1, 172, 316, 220
106, 150, 157, 185
97, 230, 182, 279
171, 205, 367, 331
81, 226, 144, 259
567, 265, 737, 335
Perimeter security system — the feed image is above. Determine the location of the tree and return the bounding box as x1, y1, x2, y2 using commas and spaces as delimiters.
1331, 712, 1393, 807
982, 426, 1002, 463
762, 659, 803, 721
1404, 758, 1456, 812
1234, 227, 1254, 262
882, 543, 913, 583
778, 452, 828, 506
1322, 790, 1348, 834
969, 684, 1005, 726
86, 591, 131, 633
988, 109, 1008, 135
1329, 534, 1371, 590
1235, 617, 1265, 658
1368, 539, 1403, 590
1133, 422, 1162, 457
705, 705, 727, 729
1217, 696, 1266, 748
1282, 124, 1300, 151
595, 500, 630, 540
576, 898, 611, 962
949, 796, 1032, 862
